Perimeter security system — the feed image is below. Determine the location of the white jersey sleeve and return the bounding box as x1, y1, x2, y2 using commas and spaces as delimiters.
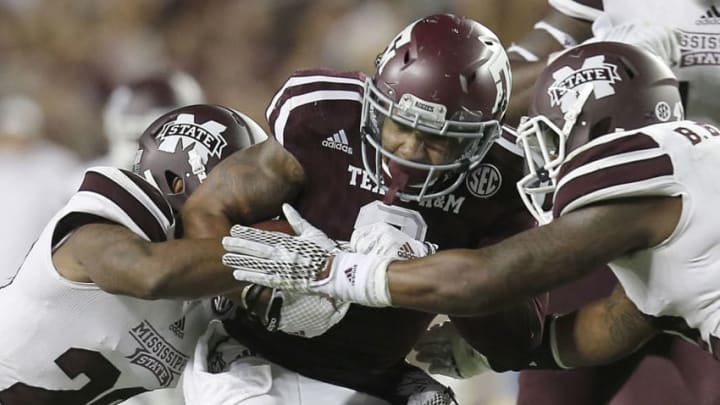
549, 0, 603, 21
0, 167, 209, 405
552, 123, 682, 218
554, 120, 720, 350
56, 166, 175, 244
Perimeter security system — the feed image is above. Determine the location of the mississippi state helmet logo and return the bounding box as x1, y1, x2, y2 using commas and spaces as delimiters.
548, 55, 622, 114
466, 163, 502, 198
156, 113, 229, 163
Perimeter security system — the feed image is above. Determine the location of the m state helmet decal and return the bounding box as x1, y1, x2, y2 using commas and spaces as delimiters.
156, 113, 229, 163
548, 55, 622, 114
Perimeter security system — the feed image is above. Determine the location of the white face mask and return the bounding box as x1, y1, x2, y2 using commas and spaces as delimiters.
515, 84, 594, 224
360, 78, 501, 202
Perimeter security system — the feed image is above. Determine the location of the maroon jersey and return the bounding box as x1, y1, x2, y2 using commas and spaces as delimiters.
223, 69, 544, 395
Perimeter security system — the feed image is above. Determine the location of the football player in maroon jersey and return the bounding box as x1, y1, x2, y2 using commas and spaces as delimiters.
181, 13, 548, 405
226, 41, 720, 405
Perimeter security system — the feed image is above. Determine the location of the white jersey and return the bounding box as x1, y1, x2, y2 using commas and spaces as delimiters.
596, 0, 720, 124
0, 167, 209, 405
552, 0, 720, 123
553, 120, 720, 350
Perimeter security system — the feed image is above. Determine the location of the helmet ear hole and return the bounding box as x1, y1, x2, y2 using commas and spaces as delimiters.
467, 71, 477, 84
165, 171, 184, 194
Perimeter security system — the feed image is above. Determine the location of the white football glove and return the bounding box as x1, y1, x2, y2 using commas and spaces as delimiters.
395, 365, 457, 405
224, 204, 394, 307
414, 321, 492, 379
351, 222, 438, 259
263, 288, 350, 338
257, 204, 351, 337
588, 21, 681, 66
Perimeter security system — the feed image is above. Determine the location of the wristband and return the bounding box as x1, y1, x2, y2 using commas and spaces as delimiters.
239, 284, 254, 310
240, 283, 265, 313
525, 314, 572, 370
549, 314, 572, 369
327, 253, 394, 307
244, 284, 265, 312
262, 289, 285, 332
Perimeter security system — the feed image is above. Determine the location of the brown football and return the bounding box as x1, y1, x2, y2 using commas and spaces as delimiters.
251, 218, 295, 235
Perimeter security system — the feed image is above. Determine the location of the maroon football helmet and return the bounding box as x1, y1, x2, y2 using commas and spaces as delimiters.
361, 13, 511, 202
516, 41, 683, 223
134, 104, 268, 212
103, 71, 206, 168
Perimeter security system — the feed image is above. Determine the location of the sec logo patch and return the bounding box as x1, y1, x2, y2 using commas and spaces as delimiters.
466, 163, 502, 198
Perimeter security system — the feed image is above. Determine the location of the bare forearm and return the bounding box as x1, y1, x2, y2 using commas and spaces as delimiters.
182, 139, 305, 239
386, 227, 581, 316
554, 288, 658, 367
145, 239, 240, 299
93, 238, 239, 300
387, 249, 489, 315
386, 200, 666, 316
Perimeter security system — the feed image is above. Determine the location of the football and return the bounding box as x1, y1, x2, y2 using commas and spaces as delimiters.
251, 218, 295, 235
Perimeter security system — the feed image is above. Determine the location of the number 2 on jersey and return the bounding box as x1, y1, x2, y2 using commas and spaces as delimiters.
354, 200, 428, 240
0, 348, 145, 405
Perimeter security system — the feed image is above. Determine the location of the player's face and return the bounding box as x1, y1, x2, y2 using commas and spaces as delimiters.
380, 119, 462, 166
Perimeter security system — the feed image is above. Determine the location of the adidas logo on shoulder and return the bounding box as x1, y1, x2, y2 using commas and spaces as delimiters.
697, 5, 720, 25
322, 129, 353, 154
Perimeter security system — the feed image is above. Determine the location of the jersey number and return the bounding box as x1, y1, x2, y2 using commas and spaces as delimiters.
354, 200, 428, 240
0, 348, 146, 405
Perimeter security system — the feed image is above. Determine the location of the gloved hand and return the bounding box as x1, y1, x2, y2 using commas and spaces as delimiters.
414, 321, 492, 379
224, 204, 394, 307
395, 365, 458, 405
588, 21, 681, 66
351, 222, 438, 259
262, 288, 350, 338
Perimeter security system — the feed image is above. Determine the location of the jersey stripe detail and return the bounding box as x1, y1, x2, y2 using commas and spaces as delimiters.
558, 133, 663, 180
272, 90, 363, 145
553, 154, 674, 217
266, 73, 365, 122
77, 168, 173, 241
121, 169, 174, 224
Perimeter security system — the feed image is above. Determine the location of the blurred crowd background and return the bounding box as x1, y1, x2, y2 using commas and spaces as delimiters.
1, 1, 548, 404
0, 0, 546, 160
